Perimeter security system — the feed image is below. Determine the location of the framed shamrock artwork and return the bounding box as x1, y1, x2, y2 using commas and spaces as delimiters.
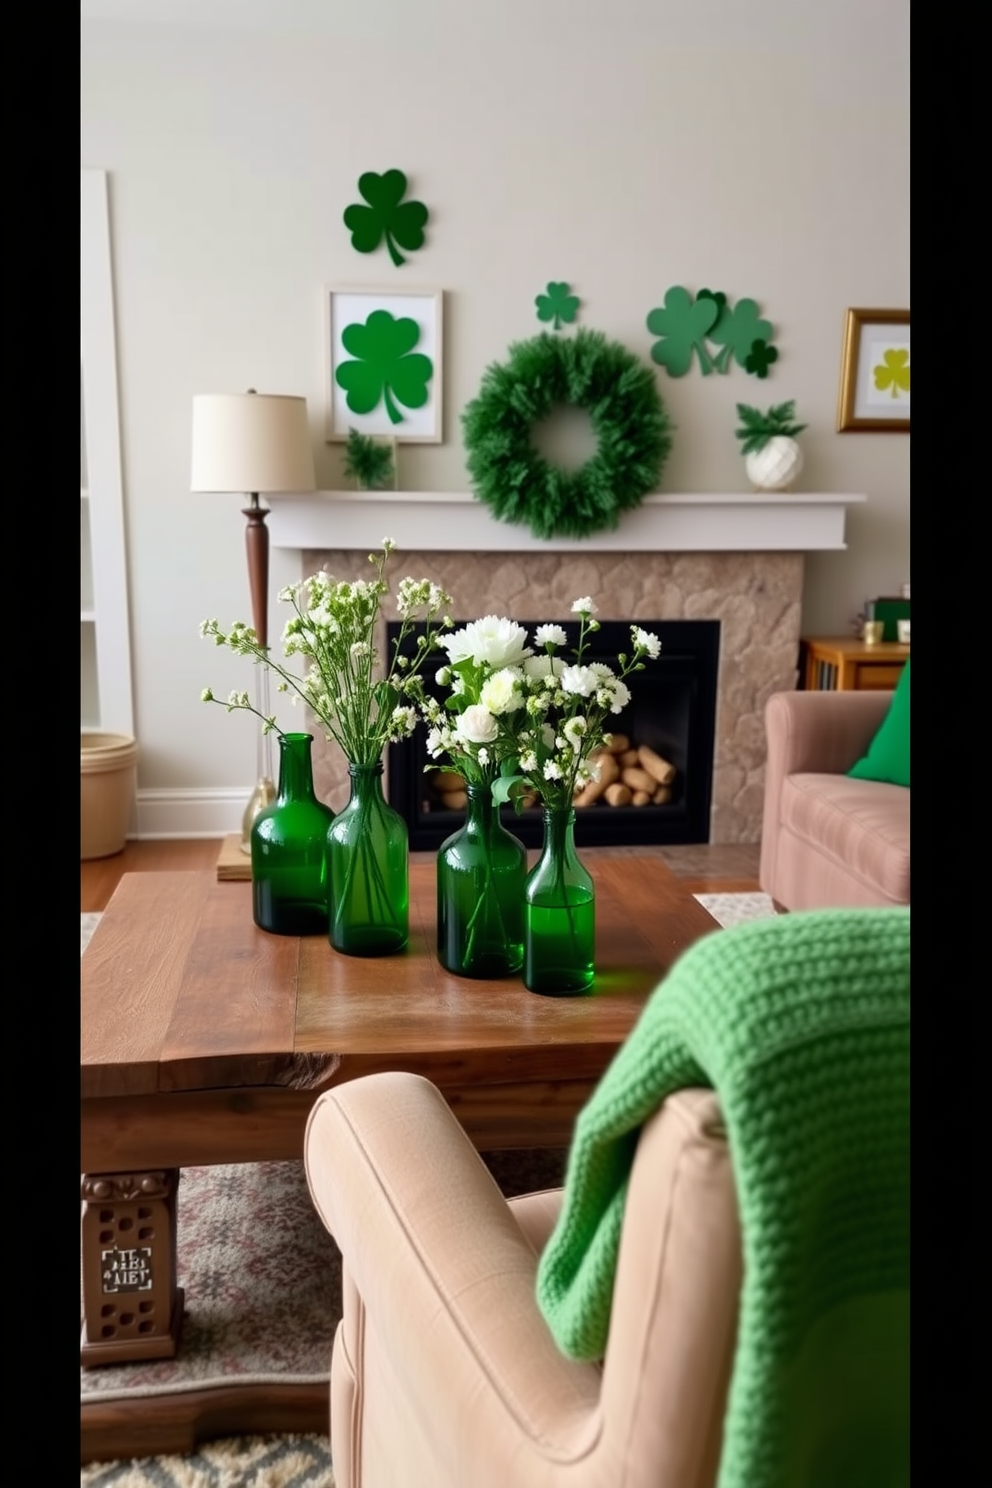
325, 286, 443, 443
836, 308, 910, 432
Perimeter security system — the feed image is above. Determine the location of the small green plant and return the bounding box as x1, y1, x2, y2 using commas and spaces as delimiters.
342, 427, 396, 490
734, 400, 807, 455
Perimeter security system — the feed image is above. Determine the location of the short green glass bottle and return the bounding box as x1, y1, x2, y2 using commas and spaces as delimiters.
523, 805, 596, 996
251, 732, 334, 935
326, 761, 409, 957
437, 781, 527, 979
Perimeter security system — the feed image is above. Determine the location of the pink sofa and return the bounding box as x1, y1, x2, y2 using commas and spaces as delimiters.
759, 689, 910, 910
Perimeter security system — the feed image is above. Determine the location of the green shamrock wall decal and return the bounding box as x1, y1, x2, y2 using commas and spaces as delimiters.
646, 287, 779, 379
343, 170, 429, 268
535, 282, 580, 331
873, 348, 910, 399
708, 297, 775, 372
646, 286, 720, 376
335, 309, 434, 425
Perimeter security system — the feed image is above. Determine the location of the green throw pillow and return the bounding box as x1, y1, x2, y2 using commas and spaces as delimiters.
848, 659, 910, 787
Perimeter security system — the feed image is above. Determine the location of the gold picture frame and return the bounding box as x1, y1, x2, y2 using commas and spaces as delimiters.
836, 308, 910, 432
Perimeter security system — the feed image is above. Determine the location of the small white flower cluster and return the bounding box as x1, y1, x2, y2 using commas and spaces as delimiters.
421, 598, 661, 807
200, 540, 452, 765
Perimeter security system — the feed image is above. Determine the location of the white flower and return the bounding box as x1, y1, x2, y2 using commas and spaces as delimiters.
519, 750, 537, 772
200, 687, 214, 702
563, 715, 588, 744
480, 668, 524, 716
608, 679, 631, 713
535, 623, 568, 647
477, 747, 490, 766
390, 705, 417, 736
571, 597, 598, 616
440, 616, 532, 669
543, 760, 563, 782
435, 665, 452, 687
453, 705, 499, 745
633, 627, 662, 659
523, 654, 564, 680
350, 641, 370, 661
560, 665, 599, 697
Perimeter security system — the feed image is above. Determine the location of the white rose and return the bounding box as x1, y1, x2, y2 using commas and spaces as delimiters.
441, 616, 532, 669
453, 705, 499, 745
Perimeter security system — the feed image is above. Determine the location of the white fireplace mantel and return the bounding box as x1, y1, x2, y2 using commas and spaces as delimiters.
267, 491, 866, 553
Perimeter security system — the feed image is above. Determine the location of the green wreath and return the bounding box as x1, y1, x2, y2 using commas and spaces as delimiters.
462, 328, 673, 540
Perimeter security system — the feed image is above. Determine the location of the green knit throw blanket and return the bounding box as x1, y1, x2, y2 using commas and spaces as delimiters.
535, 907, 910, 1488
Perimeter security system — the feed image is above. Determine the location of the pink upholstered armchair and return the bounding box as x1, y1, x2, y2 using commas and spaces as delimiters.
759, 689, 910, 910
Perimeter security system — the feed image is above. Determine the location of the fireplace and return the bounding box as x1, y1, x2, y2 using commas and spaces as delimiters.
387, 619, 719, 850
292, 544, 812, 844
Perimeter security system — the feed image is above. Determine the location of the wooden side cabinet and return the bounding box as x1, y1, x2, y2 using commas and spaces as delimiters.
801, 637, 910, 692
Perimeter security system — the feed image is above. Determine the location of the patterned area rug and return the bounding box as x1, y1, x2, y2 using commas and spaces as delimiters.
80, 893, 774, 1485
81, 1434, 335, 1487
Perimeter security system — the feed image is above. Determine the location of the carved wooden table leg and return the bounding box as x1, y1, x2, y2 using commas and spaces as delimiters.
80, 1169, 184, 1367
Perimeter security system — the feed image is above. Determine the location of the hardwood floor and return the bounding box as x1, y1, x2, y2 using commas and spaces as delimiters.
82, 838, 761, 913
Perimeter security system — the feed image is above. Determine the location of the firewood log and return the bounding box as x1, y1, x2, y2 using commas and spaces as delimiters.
631, 790, 652, 806
619, 749, 640, 767
439, 789, 467, 810
432, 770, 466, 793
605, 734, 630, 755
652, 785, 672, 805
604, 782, 633, 807
638, 746, 677, 786
573, 751, 620, 807
621, 766, 656, 794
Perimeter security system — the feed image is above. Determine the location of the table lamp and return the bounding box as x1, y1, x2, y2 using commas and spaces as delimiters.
191, 390, 316, 852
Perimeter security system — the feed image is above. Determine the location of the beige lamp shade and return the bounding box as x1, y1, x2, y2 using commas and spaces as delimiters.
190, 392, 316, 494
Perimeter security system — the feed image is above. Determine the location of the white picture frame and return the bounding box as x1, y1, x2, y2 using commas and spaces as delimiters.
324, 285, 443, 444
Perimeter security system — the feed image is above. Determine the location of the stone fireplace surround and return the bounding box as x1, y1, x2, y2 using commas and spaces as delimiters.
298, 547, 802, 846
268, 489, 863, 845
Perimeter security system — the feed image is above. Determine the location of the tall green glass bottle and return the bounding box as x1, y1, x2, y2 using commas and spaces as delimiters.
523, 805, 596, 995
436, 782, 527, 978
251, 732, 334, 935
326, 761, 409, 956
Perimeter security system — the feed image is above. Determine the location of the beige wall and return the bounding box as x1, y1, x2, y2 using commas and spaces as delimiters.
80, 0, 909, 834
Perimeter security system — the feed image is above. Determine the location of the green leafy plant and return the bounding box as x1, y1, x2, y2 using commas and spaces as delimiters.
734, 400, 807, 455
343, 170, 429, 268
535, 281, 580, 331
335, 310, 433, 425
342, 427, 395, 490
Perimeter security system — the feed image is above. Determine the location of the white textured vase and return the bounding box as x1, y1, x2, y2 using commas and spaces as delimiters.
744, 437, 803, 493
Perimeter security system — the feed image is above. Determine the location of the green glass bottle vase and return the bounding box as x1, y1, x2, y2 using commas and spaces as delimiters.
437, 781, 527, 979
251, 732, 335, 935
326, 760, 409, 956
523, 805, 596, 995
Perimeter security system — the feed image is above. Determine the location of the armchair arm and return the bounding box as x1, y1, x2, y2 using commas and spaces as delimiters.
305, 1073, 602, 1481
760, 689, 894, 898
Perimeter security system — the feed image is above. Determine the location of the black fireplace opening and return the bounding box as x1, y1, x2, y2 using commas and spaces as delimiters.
387, 619, 719, 851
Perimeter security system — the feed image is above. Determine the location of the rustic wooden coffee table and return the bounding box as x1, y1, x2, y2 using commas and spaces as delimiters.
81, 857, 718, 1445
